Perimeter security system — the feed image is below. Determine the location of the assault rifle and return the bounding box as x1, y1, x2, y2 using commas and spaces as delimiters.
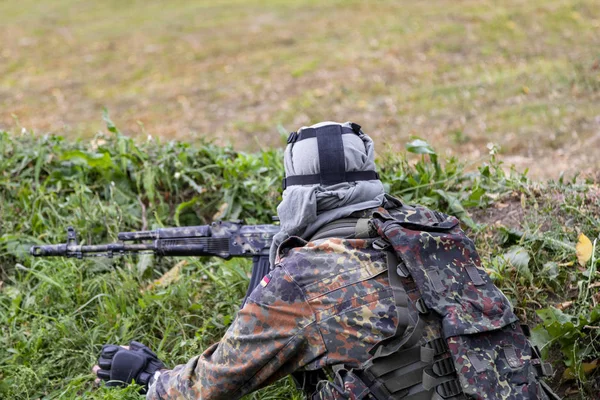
30, 221, 280, 302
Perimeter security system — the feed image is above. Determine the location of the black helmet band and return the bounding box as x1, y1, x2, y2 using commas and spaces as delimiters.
282, 123, 379, 190
286, 123, 362, 144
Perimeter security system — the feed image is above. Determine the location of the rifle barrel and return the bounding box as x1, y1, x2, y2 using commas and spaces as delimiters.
30, 242, 155, 258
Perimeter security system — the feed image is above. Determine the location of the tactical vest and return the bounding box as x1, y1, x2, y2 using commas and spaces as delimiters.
294, 204, 559, 400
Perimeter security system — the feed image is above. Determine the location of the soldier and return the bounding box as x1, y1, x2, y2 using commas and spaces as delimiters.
94, 122, 558, 400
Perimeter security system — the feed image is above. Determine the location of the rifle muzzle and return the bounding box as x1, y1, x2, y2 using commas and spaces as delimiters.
30, 244, 67, 257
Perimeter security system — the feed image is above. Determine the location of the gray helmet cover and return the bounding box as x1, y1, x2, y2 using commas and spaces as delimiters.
269, 121, 385, 265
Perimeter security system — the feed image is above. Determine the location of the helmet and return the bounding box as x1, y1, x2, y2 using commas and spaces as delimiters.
282, 122, 379, 190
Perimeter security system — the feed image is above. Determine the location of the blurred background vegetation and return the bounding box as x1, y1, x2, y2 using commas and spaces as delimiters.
1, 0, 599, 399
1, 0, 599, 178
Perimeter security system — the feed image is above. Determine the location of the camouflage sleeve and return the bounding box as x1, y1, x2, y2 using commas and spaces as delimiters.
146, 266, 325, 400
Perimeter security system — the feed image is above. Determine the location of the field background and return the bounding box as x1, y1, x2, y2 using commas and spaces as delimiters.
1, 0, 600, 399
1, 0, 599, 178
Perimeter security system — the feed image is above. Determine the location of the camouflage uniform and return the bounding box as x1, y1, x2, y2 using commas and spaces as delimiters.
147, 202, 556, 400
147, 223, 398, 399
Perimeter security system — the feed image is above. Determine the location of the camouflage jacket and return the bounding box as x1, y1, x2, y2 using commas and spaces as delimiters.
146, 233, 397, 399
148, 199, 557, 400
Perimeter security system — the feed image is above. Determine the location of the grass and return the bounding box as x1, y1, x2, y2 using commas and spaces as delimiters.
1, 0, 599, 178
0, 124, 599, 399
1, 0, 599, 397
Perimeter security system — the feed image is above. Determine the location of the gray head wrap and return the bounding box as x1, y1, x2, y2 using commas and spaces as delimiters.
269, 121, 386, 265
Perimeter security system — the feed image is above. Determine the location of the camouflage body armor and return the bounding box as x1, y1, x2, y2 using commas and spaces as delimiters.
305, 202, 558, 400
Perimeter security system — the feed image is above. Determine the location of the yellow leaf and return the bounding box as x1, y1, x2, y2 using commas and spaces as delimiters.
556, 300, 573, 311
212, 203, 229, 221
562, 361, 598, 380
576, 233, 593, 267
144, 260, 187, 292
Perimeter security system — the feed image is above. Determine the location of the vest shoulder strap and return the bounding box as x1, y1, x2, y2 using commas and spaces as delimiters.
309, 218, 375, 241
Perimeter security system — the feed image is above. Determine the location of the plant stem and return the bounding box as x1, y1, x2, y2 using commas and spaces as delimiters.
582, 239, 598, 305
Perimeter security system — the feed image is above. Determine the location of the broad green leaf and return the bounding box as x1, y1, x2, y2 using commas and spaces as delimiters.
34, 148, 45, 186
137, 252, 153, 275
503, 246, 531, 270
530, 325, 552, 358
102, 108, 119, 134
536, 308, 582, 358
142, 164, 156, 202
467, 187, 486, 204
406, 139, 436, 155
61, 150, 114, 169
180, 173, 205, 195
174, 197, 199, 226
479, 165, 490, 178
433, 189, 476, 228
541, 262, 559, 280
537, 306, 574, 327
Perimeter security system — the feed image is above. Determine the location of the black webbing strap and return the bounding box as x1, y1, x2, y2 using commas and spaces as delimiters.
399, 373, 458, 400
382, 361, 430, 393
402, 389, 434, 400
352, 369, 395, 400
370, 252, 411, 357
434, 378, 464, 399
287, 126, 358, 143
369, 346, 434, 377
371, 311, 426, 360
425, 337, 448, 357
384, 364, 460, 394
369, 251, 424, 359
317, 124, 346, 186
531, 344, 555, 378
432, 356, 455, 377
283, 170, 379, 189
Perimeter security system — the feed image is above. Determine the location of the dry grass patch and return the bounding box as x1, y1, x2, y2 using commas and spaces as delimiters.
1, 0, 599, 178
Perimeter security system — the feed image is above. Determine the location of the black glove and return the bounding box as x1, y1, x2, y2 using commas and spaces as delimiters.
96, 341, 165, 392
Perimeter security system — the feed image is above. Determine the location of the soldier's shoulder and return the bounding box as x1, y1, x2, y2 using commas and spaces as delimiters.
246, 264, 307, 306
278, 237, 387, 290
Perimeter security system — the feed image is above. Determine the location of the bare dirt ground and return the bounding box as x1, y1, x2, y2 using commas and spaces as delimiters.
1, 0, 599, 178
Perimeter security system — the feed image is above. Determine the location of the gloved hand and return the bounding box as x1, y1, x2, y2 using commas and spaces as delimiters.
94, 341, 165, 393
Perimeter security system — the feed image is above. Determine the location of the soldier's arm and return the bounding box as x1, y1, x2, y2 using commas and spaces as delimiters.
146, 266, 325, 400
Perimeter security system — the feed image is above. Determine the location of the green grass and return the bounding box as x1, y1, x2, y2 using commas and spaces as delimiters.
1, 124, 599, 398
1, 0, 599, 178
